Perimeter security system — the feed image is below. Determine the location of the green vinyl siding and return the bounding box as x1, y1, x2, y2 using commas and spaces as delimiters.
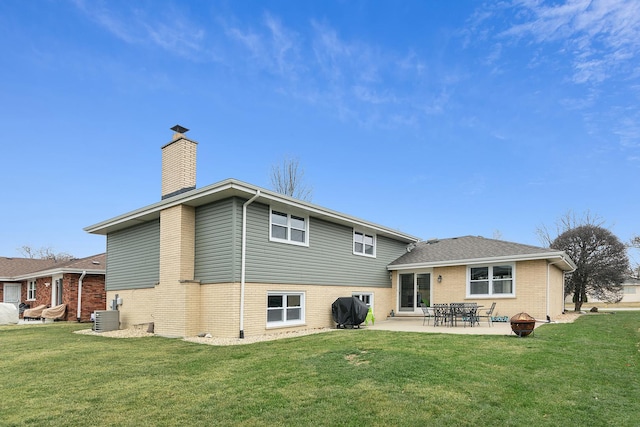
193, 197, 409, 286
194, 198, 241, 283
106, 219, 160, 291
244, 203, 406, 287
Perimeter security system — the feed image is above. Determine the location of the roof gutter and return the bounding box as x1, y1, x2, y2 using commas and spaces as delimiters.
389, 252, 576, 271
77, 270, 86, 322
12, 268, 105, 282
239, 190, 261, 339
84, 179, 418, 242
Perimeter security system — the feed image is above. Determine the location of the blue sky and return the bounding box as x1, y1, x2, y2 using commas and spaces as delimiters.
1, 0, 638, 266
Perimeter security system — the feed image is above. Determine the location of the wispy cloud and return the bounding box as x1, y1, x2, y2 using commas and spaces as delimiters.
224, 15, 451, 128
71, 2, 456, 129
499, 0, 640, 85
463, 0, 640, 163
225, 12, 302, 78
614, 115, 640, 149
72, 0, 206, 59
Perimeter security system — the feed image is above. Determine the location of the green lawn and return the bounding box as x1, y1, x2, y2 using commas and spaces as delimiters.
1, 312, 639, 426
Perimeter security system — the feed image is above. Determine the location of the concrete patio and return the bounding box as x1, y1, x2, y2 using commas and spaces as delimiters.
364, 316, 540, 336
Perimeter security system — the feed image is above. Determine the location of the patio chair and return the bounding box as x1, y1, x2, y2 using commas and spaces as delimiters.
22, 304, 47, 320
18, 302, 30, 315
419, 303, 433, 326
433, 303, 450, 326
42, 304, 67, 321
450, 302, 475, 327
461, 303, 478, 327
476, 302, 496, 326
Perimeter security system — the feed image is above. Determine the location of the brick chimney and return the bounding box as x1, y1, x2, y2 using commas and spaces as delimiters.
156, 125, 199, 337
161, 125, 197, 199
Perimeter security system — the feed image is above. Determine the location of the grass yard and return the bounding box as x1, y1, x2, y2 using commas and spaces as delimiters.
1, 312, 639, 426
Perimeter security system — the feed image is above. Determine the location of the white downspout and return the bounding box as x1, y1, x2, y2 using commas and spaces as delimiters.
240, 190, 261, 339
548, 258, 573, 320
77, 271, 86, 322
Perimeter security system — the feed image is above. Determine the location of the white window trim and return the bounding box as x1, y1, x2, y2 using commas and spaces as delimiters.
27, 280, 36, 301
266, 291, 306, 328
353, 230, 376, 258
352, 292, 374, 310
269, 208, 309, 247
466, 263, 516, 298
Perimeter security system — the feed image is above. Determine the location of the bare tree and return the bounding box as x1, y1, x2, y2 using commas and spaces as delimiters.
270, 157, 313, 201
551, 225, 629, 311
536, 210, 605, 247
18, 245, 74, 262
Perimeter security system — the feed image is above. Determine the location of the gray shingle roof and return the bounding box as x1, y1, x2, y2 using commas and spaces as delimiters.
0, 257, 58, 278
0, 253, 105, 280
389, 235, 574, 269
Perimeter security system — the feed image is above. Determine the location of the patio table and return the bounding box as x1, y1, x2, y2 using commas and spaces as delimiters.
435, 303, 482, 327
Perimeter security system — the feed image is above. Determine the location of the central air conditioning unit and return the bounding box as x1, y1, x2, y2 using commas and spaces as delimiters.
93, 310, 119, 333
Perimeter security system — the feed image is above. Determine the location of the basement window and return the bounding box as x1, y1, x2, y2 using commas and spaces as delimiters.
267, 292, 305, 327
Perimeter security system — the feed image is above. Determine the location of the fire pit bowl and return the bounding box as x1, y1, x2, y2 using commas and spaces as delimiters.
510, 312, 536, 337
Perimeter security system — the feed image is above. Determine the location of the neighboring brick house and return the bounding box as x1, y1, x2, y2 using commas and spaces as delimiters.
85, 126, 576, 338
0, 254, 106, 321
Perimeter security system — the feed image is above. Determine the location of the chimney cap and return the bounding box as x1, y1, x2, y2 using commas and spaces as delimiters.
171, 124, 189, 134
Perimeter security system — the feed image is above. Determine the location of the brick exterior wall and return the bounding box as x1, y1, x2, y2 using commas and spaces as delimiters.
549, 264, 566, 316
16, 274, 105, 322
106, 288, 155, 328
156, 204, 197, 337
114, 281, 393, 338
19, 277, 52, 313
393, 260, 566, 321
67, 274, 107, 321
108, 259, 566, 336
161, 136, 197, 198
199, 283, 394, 338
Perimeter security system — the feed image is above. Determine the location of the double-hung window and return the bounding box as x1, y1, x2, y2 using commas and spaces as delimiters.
353, 292, 374, 309
468, 264, 514, 297
270, 209, 308, 246
27, 281, 36, 300
267, 292, 305, 327
353, 231, 376, 257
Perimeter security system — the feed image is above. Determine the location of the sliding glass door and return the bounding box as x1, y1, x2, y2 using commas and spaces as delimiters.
399, 273, 431, 312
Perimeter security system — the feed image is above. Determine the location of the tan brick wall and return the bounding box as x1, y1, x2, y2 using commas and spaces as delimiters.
161, 137, 197, 197
513, 259, 547, 319
199, 283, 240, 337
393, 260, 566, 321
156, 204, 197, 337
198, 282, 393, 338
433, 266, 467, 304
548, 264, 566, 317
109, 262, 568, 335
107, 288, 155, 328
